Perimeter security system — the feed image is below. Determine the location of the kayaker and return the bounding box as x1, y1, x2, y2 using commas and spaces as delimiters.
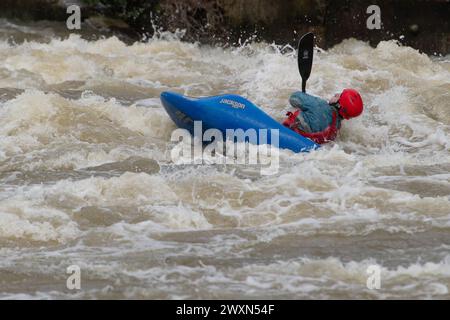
282, 88, 363, 144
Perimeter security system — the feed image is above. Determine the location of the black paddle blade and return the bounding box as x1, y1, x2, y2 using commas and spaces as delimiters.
298, 32, 314, 93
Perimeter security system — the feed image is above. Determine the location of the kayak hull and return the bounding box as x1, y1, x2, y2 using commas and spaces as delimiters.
160, 91, 319, 153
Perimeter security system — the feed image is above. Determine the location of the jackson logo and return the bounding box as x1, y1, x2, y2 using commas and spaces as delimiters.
220, 98, 245, 109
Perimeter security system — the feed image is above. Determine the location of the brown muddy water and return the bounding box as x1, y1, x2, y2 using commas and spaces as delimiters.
0, 19, 449, 299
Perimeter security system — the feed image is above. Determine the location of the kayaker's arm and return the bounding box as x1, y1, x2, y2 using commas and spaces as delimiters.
289, 91, 315, 112
289, 94, 304, 109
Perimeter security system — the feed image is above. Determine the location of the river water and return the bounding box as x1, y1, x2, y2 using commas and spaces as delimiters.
0, 19, 449, 299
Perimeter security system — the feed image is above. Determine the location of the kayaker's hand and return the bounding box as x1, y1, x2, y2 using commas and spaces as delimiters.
329, 93, 340, 105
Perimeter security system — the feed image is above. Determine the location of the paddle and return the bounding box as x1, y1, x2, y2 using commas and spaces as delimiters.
297, 32, 314, 93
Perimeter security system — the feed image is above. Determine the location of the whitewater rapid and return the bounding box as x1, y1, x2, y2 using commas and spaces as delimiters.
0, 20, 449, 299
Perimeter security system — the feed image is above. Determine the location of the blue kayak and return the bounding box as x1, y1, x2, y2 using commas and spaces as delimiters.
160, 91, 319, 153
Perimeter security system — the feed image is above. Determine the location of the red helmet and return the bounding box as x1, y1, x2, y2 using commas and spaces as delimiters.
338, 89, 363, 119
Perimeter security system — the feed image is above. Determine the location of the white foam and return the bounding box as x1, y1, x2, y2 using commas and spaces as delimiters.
0, 30, 449, 298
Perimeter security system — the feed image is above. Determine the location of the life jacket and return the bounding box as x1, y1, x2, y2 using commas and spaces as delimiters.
282, 110, 339, 144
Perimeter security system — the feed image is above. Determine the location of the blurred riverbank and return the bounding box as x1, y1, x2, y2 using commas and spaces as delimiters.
0, 0, 448, 55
